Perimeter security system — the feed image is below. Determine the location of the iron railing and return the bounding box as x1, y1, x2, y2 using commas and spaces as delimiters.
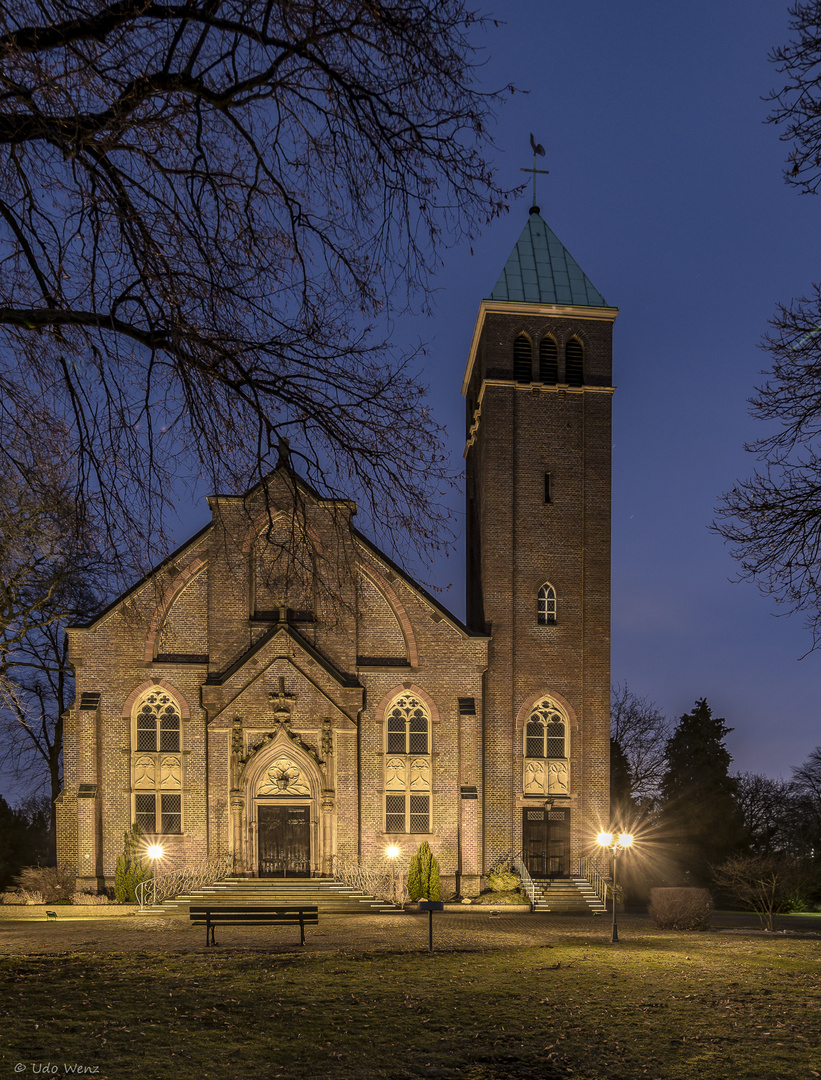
136, 853, 234, 909
332, 856, 410, 907
578, 854, 610, 906
512, 854, 540, 911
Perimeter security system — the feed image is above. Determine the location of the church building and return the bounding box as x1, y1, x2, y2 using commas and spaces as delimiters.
57, 207, 617, 898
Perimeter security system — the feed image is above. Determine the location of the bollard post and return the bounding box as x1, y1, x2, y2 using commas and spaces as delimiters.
419, 899, 444, 953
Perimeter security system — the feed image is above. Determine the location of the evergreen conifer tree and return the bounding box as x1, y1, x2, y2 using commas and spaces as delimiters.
407, 848, 422, 901
406, 841, 441, 900
114, 824, 151, 902
659, 699, 744, 884
610, 737, 635, 822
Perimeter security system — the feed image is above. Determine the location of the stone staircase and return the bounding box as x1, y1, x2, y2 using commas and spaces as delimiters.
530, 877, 607, 914
144, 877, 404, 916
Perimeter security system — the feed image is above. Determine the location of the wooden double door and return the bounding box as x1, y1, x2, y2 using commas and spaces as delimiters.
522, 806, 571, 878
257, 804, 311, 877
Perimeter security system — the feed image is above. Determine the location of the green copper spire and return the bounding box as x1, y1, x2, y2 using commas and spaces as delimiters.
490, 210, 609, 307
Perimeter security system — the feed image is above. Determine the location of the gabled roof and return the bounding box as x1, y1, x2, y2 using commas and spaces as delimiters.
489, 210, 608, 307
204, 621, 361, 689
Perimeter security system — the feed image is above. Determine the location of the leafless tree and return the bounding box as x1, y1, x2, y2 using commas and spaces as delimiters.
610, 683, 671, 804
0, 511, 106, 855
711, 854, 810, 931
0, 435, 112, 667
789, 746, 821, 858
715, 3, 821, 645
0, 1, 513, 574
735, 772, 793, 855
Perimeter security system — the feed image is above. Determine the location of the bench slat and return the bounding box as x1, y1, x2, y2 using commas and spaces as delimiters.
189, 904, 318, 946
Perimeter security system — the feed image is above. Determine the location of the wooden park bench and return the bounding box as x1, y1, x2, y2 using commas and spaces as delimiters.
189, 904, 319, 947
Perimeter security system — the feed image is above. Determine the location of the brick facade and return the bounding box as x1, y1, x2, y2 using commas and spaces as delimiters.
58, 214, 614, 897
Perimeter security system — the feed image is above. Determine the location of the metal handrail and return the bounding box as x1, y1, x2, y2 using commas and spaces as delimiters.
578, 854, 610, 906
135, 879, 154, 911
332, 856, 410, 907
512, 854, 542, 912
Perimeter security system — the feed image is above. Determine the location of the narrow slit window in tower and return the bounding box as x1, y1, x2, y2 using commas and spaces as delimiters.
566, 338, 584, 386
513, 334, 532, 383
539, 337, 559, 383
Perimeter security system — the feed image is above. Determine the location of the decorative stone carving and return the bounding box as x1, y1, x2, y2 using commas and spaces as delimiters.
385, 757, 406, 790
546, 759, 569, 795
257, 756, 311, 796
160, 756, 182, 789
238, 725, 324, 776
133, 756, 155, 789
231, 717, 244, 756
410, 757, 431, 791
268, 675, 296, 726
321, 717, 333, 757
523, 758, 568, 796
524, 760, 544, 795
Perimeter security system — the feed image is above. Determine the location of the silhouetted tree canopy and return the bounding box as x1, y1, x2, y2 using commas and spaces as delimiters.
659, 698, 744, 884
610, 683, 670, 803
715, 2, 821, 647
0, 1, 511, 569
609, 736, 634, 823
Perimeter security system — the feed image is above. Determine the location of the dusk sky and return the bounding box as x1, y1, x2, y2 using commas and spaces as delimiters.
411, 0, 819, 781
4, 2, 815, 803
165, 1, 819, 783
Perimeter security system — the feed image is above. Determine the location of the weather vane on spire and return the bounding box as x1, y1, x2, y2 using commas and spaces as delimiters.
521, 134, 549, 214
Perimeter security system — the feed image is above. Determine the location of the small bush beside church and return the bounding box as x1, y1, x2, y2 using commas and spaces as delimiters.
407, 842, 441, 901
114, 824, 152, 902
649, 887, 713, 930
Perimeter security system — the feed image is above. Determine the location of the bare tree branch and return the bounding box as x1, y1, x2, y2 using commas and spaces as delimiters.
0, 0, 514, 573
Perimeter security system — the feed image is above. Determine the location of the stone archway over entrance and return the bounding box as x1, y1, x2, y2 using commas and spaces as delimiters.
236, 729, 327, 877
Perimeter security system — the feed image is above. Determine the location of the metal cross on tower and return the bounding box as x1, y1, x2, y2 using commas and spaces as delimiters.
521, 133, 549, 214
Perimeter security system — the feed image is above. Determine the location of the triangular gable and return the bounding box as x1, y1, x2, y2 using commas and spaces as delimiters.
202, 627, 362, 727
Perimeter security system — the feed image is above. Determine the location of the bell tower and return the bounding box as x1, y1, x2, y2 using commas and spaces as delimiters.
464, 207, 618, 876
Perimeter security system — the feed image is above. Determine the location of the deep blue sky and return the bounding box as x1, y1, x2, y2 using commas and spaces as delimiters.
390, 0, 817, 781
6, 2, 814, 805
427, 0, 817, 779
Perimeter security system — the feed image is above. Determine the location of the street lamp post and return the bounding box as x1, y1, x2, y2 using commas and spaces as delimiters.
386, 845, 400, 907
147, 844, 164, 907
596, 831, 634, 943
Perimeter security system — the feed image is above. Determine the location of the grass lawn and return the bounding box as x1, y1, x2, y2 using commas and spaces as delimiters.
1, 927, 818, 1079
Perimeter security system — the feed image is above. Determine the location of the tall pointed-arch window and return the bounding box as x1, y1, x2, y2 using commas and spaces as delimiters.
513, 334, 532, 383
523, 698, 569, 797
565, 338, 584, 386
539, 336, 559, 383
537, 583, 557, 626
132, 688, 183, 834
384, 694, 431, 834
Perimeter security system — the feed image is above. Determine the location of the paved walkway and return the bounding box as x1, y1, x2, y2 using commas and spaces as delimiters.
0, 908, 818, 955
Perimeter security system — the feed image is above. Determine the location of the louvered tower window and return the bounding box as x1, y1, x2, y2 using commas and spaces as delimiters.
513, 334, 532, 382
566, 338, 584, 386
539, 337, 559, 383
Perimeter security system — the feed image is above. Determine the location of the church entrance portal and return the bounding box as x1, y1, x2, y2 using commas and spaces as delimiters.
522, 806, 570, 878
257, 804, 311, 877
